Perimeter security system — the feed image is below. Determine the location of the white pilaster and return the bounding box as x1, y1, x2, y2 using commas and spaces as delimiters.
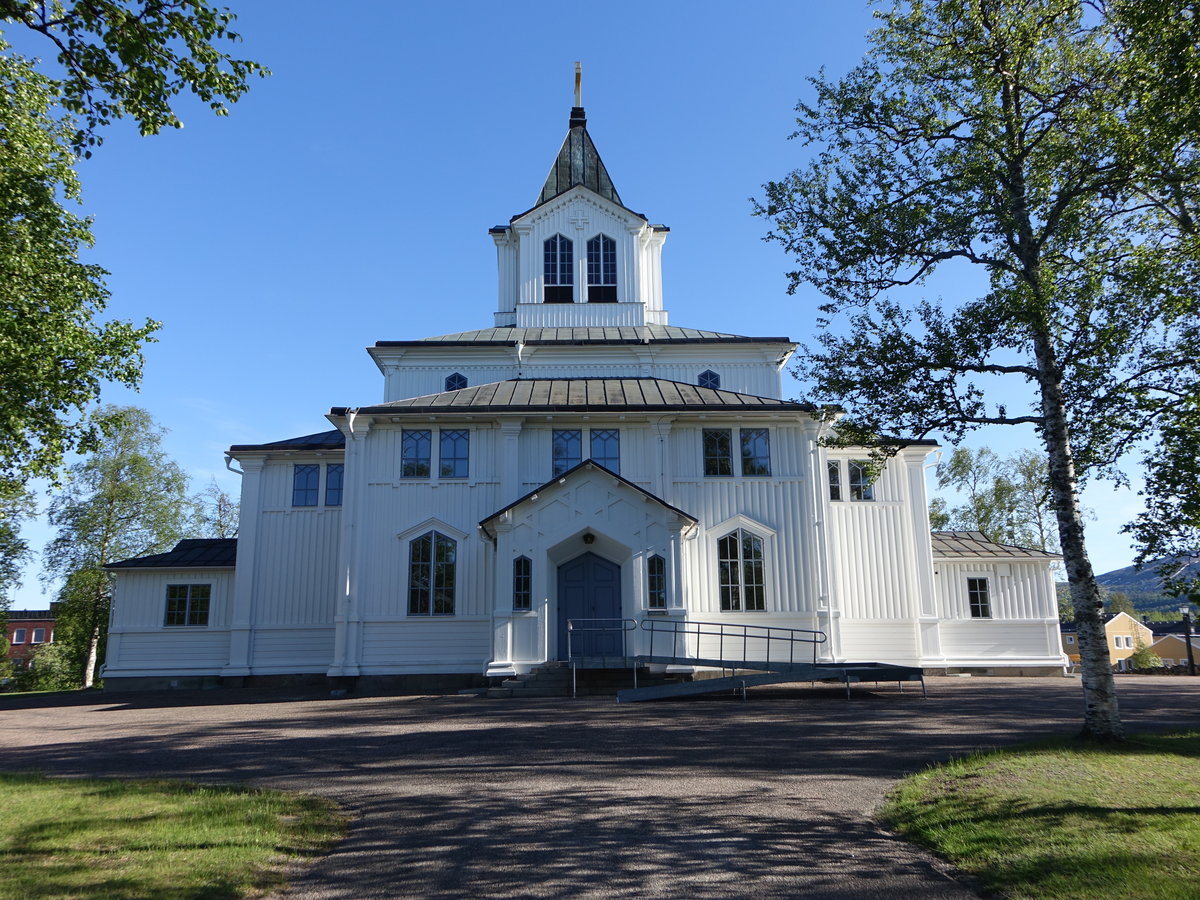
223, 456, 264, 676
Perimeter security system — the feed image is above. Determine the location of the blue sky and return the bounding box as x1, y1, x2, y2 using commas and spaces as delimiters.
5, 0, 1146, 608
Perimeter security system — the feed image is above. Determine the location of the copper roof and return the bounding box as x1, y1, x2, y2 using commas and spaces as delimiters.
376, 325, 793, 348
535, 106, 623, 209
352, 378, 816, 415
931, 531, 1061, 560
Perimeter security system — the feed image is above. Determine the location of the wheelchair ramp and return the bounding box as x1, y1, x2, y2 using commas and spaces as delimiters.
616, 659, 925, 703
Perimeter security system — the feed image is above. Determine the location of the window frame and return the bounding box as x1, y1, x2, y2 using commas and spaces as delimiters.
543, 233, 574, 303
827, 460, 842, 501
513, 556, 532, 611
740, 428, 771, 477
551, 427, 621, 476
647, 554, 667, 609
967, 577, 991, 619
30, 628, 45, 644
324, 463, 344, 507
848, 460, 875, 501
292, 464, 319, 506
439, 429, 470, 479
164, 583, 212, 627
444, 372, 468, 391
408, 530, 457, 616
585, 233, 617, 303
589, 428, 620, 474
12, 628, 26, 644
698, 370, 720, 390
703, 428, 733, 477
402, 429, 433, 478
717, 528, 766, 612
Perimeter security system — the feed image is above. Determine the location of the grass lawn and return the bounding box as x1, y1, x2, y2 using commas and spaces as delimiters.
883, 731, 1200, 900
0, 773, 347, 899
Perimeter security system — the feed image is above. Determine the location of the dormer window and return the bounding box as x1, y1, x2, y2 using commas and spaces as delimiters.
586, 234, 617, 302
445, 372, 467, 391
698, 370, 720, 390
544, 234, 574, 302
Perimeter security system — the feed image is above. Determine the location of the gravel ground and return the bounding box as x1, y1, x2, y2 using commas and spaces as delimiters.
3, 674, 1198, 899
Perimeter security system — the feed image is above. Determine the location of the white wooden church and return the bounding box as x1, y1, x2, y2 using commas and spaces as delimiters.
102, 90, 1067, 690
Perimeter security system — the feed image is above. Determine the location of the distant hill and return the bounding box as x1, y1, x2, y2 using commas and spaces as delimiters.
1095, 558, 1200, 612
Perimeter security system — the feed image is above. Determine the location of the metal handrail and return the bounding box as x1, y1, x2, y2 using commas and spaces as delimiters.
639, 618, 827, 670
566, 618, 639, 698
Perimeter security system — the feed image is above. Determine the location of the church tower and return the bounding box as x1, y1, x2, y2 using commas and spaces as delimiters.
489, 66, 670, 328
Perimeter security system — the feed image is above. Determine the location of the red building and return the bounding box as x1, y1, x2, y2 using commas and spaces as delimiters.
5, 606, 58, 672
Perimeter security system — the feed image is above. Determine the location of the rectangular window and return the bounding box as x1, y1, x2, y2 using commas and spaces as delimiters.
292, 464, 319, 506
402, 429, 432, 478
589, 429, 620, 473
1066, 635, 1075, 644
439, 429, 470, 478
849, 460, 875, 501
740, 428, 771, 476
31, 628, 45, 644
647, 555, 666, 609
827, 461, 842, 501
703, 429, 733, 477
552, 429, 582, 476
164, 584, 211, 627
968, 577, 991, 619
325, 463, 344, 506
12, 628, 26, 644
513, 556, 532, 611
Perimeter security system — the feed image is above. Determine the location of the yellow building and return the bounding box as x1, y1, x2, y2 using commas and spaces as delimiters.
1150, 634, 1200, 669
1060, 612, 1155, 671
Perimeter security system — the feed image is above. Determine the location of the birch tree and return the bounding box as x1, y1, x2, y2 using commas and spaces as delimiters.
757, 0, 1199, 739
43, 406, 189, 687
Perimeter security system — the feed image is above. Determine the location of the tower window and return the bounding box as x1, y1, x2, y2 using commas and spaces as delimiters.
698, 370, 720, 390
849, 460, 875, 500
445, 372, 467, 391
968, 577, 991, 618
544, 234, 574, 303
586, 234, 617, 302
552, 429, 582, 476
827, 461, 842, 501
292, 464, 319, 506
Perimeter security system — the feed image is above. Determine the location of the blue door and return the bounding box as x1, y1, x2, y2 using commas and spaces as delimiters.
557, 552, 622, 659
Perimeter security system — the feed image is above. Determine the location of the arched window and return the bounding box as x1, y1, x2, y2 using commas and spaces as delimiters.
717, 529, 765, 612
445, 372, 467, 391
698, 370, 720, 390
586, 234, 617, 302
408, 531, 456, 615
544, 234, 573, 302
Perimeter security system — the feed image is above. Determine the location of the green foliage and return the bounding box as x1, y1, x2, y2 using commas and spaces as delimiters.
1128, 641, 1162, 669
1105, 589, 1135, 617
884, 732, 1200, 897
932, 446, 1060, 551
190, 478, 239, 538
1125, 404, 1200, 603
0, 47, 158, 489
756, 0, 1200, 739
43, 405, 191, 686
0, 773, 345, 898
0, 0, 269, 153
14, 639, 80, 690
0, 480, 35, 607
